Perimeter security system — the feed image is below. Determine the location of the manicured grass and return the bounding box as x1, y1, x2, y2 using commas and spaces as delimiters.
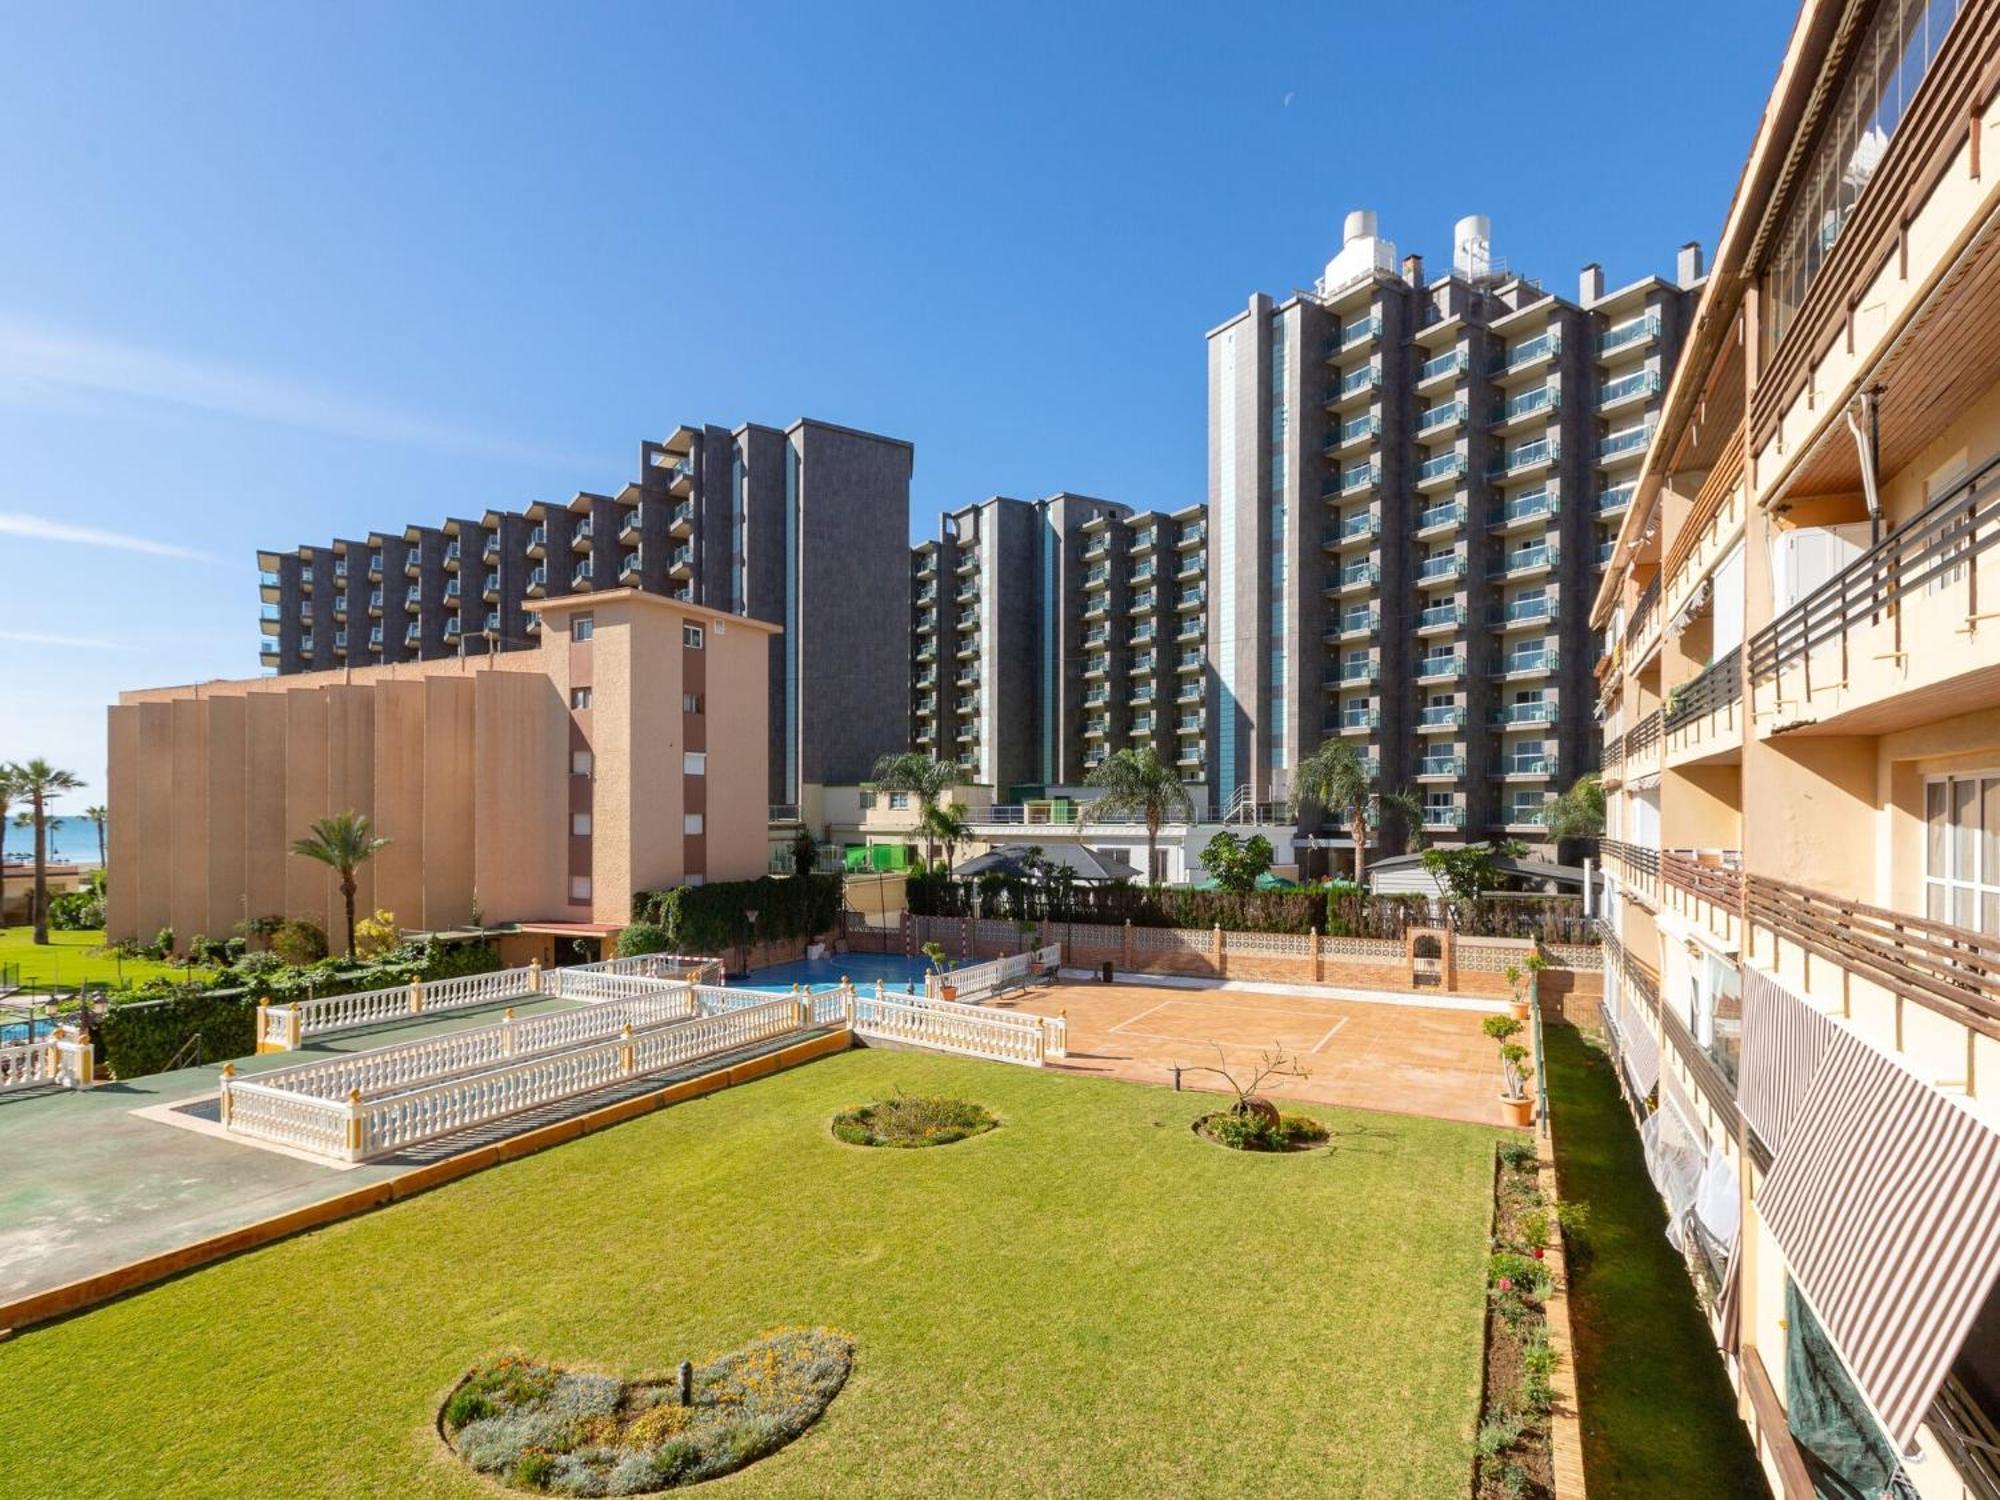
0, 926, 207, 990
0, 1051, 1501, 1498
1543, 1023, 1766, 1498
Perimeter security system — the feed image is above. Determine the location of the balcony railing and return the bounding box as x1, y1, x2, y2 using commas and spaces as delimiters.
1338, 413, 1380, 446
1747, 454, 2000, 690
1417, 603, 1465, 631
1490, 489, 1558, 527
1492, 543, 1556, 577
1602, 839, 1661, 903
1495, 329, 1560, 372
1417, 756, 1466, 777
1598, 422, 1654, 461
1499, 647, 1558, 676
1418, 348, 1467, 383
1417, 704, 1466, 728
1662, 849, 1743, 910
1417, 401, 1463, 434
1333, 561, 1380, 590
1599, 314, 1659, 355
1416, 554, 1465, 584
1417, 654, 1465, 680
1422, 806, 1468, 828
1338, 315, 1382, 347
1338, 658, 1378, 683
1597, 484, 1636, 515
1418, 452, 1468, 486
1491, 437, 1559, 477
1626, 709, 1663, 760
1626, 577, 1661, 653
1497, 385, 1557, 423
1600, 369, 1662, 406
1489, 596, 1555, 626
1339, 364, 1379, 397
1340, 462, 1380, 493
1663, 646, 1743, 733
1745, 876, 2000, 1042
1336, 610, 1380, 636
1491, 701, 1557, 726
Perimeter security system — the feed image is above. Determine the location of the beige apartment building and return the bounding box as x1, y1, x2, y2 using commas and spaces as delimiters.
108, 590, 776, 950
1590, 1, 2000, 1495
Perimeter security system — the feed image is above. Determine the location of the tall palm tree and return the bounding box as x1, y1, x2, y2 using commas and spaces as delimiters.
290, 811, 391, 958
1082, 746, 1194, 886
9, 760, 84, 945
0, 764, 15, 931
1291, 740, 1379, 887
870, 753, 964, 869
1541, 773, 1605, 843
83, 805, 108, 869
923, 803, 971, 874
1379, 786, 1429, 855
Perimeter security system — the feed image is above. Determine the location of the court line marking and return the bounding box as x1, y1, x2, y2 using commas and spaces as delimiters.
1310, 1015, 1351, 1054
1106, 1000, 1180, 1036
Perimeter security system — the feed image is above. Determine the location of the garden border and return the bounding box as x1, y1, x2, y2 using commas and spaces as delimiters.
0, 1030, 852, 1338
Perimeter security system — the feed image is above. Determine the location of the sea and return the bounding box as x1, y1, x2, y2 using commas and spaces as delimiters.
2, 816, 102, 867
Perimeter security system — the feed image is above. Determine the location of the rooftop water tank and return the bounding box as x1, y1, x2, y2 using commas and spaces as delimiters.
1453, 214, 1493, 280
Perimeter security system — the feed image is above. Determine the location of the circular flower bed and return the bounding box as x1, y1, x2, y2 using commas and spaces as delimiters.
831, 1093, 998, 1148
440, 1329, 852, 1495
1194, 1108, 1331, 1153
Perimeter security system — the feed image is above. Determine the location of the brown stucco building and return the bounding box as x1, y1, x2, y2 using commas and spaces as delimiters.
108, 589, 777, 947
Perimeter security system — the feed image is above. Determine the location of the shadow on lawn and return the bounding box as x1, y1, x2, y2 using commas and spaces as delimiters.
1542, 1022, 1768, 1500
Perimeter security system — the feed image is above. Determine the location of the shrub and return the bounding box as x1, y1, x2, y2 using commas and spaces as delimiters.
149, 927, 175, 959
1489, 1252, 1552, 1298
1475, 1407, 1525, 1458
832, 1094, 997, 1148
1519, 1208, 1551, 1252
1522, 1335, 1559, 1414
48, 889, 105, 930
1201, 1109, 1330, 1153
632, 874, 843, 956
270, 919, 328, 966
616, 923, 673, 958
1497, 1140, 1539, 1171
354, 909, 399, 959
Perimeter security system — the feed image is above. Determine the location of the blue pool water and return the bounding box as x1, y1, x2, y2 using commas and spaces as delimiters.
0, 1018, 59, 1046
738, 952, 936, 994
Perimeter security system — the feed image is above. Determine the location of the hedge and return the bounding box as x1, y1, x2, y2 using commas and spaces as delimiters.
94, 938, 503, 1080
632, 874, 844, 957
905, 874, 1594, 943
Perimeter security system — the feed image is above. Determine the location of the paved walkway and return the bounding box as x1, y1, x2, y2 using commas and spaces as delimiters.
0, 996, 578, 1303
993, 978, 1507, 1126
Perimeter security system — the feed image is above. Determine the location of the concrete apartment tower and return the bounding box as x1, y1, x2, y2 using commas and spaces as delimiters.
259, 417, 914, 812
911, 494, 1208, 800
1206, 210, 1701, 850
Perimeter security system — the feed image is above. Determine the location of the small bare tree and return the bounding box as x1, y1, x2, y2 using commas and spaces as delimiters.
1177, 1045, 1310, 1127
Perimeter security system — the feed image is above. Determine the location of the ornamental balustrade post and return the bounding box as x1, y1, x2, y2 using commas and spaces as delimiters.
1312, 926, 1323, 984
344, 1087, 363, 1160
409, 978, 424, 1014
218, 1061, 236, 1125
286, 1001, 302, 1051
501, 1007, 516, 1057
527, 958, 543, 994
619, 1023, 635, 1075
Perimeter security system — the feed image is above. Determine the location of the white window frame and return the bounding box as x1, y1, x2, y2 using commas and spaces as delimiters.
571, 750, 593, 777
572, 813, 592, 837
571, 687, 592, 710
1924, 771, 2000, 933
569, 875, 592, 902
683, 623, 704, 649
571, 616, 594, 641
683, 812, 704, 835
683, 692, 704, 714
683, 751, 706, 776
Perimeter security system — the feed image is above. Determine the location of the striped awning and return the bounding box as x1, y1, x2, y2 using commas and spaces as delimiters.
1757, 1023, 2000, 1448
1738, 966, 1839, 1154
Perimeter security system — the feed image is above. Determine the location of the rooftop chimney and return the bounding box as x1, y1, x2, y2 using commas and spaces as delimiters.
1677, 241, 1704, 287
1402, 253, 1424, 288
1579, 263, 1604, 305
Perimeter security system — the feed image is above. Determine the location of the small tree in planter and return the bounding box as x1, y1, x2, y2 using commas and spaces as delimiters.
1178, 1045, 1329, 1151
921, 941, 956, 1001
1504, 963, 1531, 1021
1482, 1015, 1535, 1128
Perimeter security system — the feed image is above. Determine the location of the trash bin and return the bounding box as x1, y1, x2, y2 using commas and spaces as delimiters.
1101, 960, 1114, 984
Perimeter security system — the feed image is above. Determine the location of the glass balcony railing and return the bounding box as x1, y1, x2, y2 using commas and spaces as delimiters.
1492, 701, 1558, 726
1337, 610, 1380, 636
1500, 647, 1558, 675
1600, 369, 1662, 406
1495, 329, 1560, 372
1417, 654, 1465, 680
1338, 658, 1377, 682
1334, 561, 1379, 589
1505, 802, 1549, 827
1418, 704, 1466, 728
1599, 422, 1654, 461
1340, 463, 1379, 493
1491, 595, 1556, 626
1417, 452, 1467, 486
1339, 708, 1381, 731
1497, 385, 1557, 423
1084, 564, 1110, 584
1502, 754, 1553, 776
1493, 542, 1556, 576
1417, 401, 1463, 433
1340, 414, 1379, 445
1417, 755, 1466, 777
1489, 490, 1558, 526
1416, 603, 1465, 630
1491, 437, 1558, 476
1418, 348, 1467, 383
1597, 484, 1636, 514
1416, 554, 1464, 584
1599, 314, 1660, 355
1339, 364, 1380, 396
1422, 805, 1468, 828
1416, 498, 1465, 531
1333, 511, 1379, 542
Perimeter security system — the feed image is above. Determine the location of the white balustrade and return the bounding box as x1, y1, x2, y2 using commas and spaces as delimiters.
929, 945, 1062, 1005
563, 953, 724, 985
546, 968, 688, 1003
0, 1037, 57, 1091
256, 965, 544, 1051
844, 990, 1047, 1066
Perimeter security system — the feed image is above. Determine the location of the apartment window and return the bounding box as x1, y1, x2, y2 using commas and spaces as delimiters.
1925, 773, 2000, 932
569, 875, 592, 902
571, 616, 593, 641
683, 692, 704, 714
572, 813, 592, 837
859, 789, 877, 810
570, 687, 592, 710
683, 751, 706, 776
571, 750, 594, 777
683, 813, 704, 835
684, 623, 704, 649
888, 791, 910, 810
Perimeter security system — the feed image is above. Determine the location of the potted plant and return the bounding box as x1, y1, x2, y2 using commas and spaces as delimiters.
1482, 1014, 1535, 1128
1504, 963, 1529, 1021
922, 941, 956, 1002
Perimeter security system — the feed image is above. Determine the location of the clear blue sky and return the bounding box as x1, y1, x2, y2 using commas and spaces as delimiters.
1, 0, 1795, 797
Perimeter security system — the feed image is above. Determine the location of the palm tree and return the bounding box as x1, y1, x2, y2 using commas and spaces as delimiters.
0, 764, 15, 931
923, 803, 971, 874
1379, 786, 1428, 855
290, 811, 391, 958
9, 760, 84, 945
1541, 773, 1605, 843
870, 753, 964, 869
1291, 740, 1379, 887
83, 805, 108, 868
1082, 746, 1193, 886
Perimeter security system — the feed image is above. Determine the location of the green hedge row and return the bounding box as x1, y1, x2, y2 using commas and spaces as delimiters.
95, 938, 503, 1079
632, 874, 844, 957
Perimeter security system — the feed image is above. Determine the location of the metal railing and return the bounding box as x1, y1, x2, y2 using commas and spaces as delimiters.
1661, 849, 1743, 909
1663, 646, 1743, 732
1748, 454, 2000, 687
1625, 578, 1661, 652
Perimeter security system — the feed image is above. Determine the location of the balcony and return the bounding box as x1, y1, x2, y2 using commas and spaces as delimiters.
526, 527, 547, 556
1597, 483, 1636, 516
1489, 595, 1556, 630
666, 455, 695, 494
368, 552, 383, 579
1416, 754, 1466, 779
1132, 714, 1155, 735
1417, 704, 1467, 730
443, 617, 462, 640
1422, 805, 1468, 830
1332, 609, 1380, 641
1599, 368, 1662, 411
483, 611, 500, 633
1417, 347, 1468, 387
1494, 328, 1560, 375
526, 566, 547, 596
1625, 577, 1662, 661
1490, 542, 1557, 579
1176, 743, 1205, 767
368, 589, 384, 615
1337, 656, 1379, 685
368, 627, 384, 648
1324, 511, 1381, 549
1337, 708, 1381, 734
1415, 553, 1465, 587
669, 546, 694, 577
1176, 553, 1204, 579
482, 574, 500, 603
619, 551, 642, 581
1415, 499, 1465, 535
1338, 462, 1380, 496
1664, 646, 1744, 763
1331, 560, 1380, 594
405, 588, 423, 611
915, 612, 937, 636
1176, 523, 1205, 550
1417, 653, 1465, 683
1337, 315, 1382, 349
1176, 618, 1204, 641
1084, 655, 1109, 679
1176, 651, 1203, 673
1495, 384, 1558, 429
618, 510, 643, 543
1082, 537, 1110, 562
1489, 489, 1559, 530
403, 624, 421, 647
669, 502, 695, 535
259, 603, 281, 628
483, 537, 500, 562
1131, 652, 1157, 674
1662, 849, 1743, 950
1130, 528, 1157, 553
1133, 591, 1160, 615
1502, 802, 1549, 831
956, 583, 981, 604
1598, 314, 1659, 356
1416, 452, 1468, 492
1498, 646, 1559, 678
1083, 718, 1109, 738
1175, 589, 1204, 611
1597, 422, 1654, 463
332, 558, 348, 579
1328, 413, 1381, 453
1491, 700, 1557, 727
1490, 436, 1559, 480
1326, 364, 1381, 406
405, 554, 421, 578
444, 540, 461, 566
571, 562, 594, 589
1416, 602, 1466, 634
1417, 400, 1464, 435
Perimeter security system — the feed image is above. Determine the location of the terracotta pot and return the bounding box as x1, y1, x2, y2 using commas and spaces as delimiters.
1501, 1095, 1534, 1129
1510, 1000, 1531, 1022
939, 985, 957, 1002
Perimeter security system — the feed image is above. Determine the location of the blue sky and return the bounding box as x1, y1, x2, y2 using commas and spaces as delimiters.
1, 0, 1796, 797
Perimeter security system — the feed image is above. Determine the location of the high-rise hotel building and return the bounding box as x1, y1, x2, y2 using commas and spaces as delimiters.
1205, 214, 1703, 848
257, 418, 914, 807
911, 495, 1208, 797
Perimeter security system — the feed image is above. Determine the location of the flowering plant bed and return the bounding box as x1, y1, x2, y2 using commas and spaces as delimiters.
440, 1330, 852, 1495
1474, 1140, 1578, 1499
1193, 1109, 1331, 1153
831, 1093, 997, 1148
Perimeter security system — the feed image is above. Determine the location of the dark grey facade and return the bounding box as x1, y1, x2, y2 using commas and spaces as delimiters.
260, 416, 914, 809
1206, 211, 1701, 852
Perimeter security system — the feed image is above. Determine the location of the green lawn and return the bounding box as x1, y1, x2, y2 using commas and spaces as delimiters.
1543, 1023, 1767, 1498
0, 1051, 1500, 1498
0, 926, 208, 990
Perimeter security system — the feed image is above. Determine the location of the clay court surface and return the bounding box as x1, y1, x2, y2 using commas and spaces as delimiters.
994, 979, 1507, 1126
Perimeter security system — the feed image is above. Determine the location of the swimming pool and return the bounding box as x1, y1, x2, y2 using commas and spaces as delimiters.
737, 952, 935, 994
